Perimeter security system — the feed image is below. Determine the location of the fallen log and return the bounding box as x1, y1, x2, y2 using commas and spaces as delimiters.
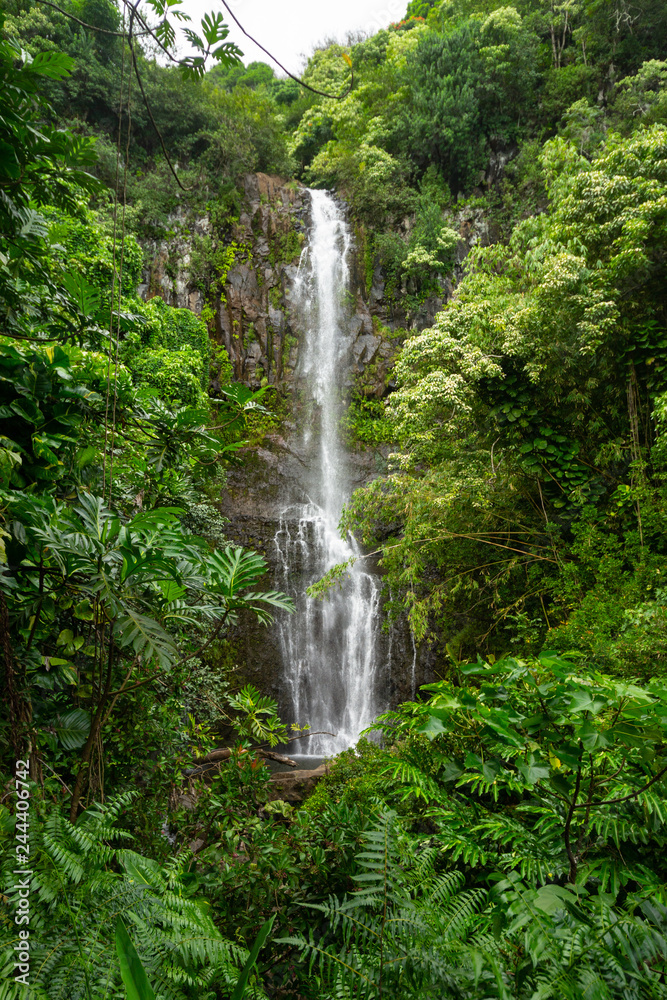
262, 750, 298, 768
184, 746, 298, 778
192, 748, 233, 766
187, 730, 337, 771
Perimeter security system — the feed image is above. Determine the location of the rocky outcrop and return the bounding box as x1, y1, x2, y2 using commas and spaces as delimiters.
268, 763, 328, 804
139, 213, 209, 314
140, 173, 413, 398
140, 174, 309, 387
139, 175, 440, 729
139, 171, 501, 398
217, 173, 308, 387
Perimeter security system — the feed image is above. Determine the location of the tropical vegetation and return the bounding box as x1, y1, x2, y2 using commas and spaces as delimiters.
2, 0, 667, 996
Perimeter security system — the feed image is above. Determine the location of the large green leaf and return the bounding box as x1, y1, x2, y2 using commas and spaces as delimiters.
29, 50, 73, 80
49, 709, 90, 750
568, 690, 609, 716
128, 507, 185, 533
208, 546, 268, 596
230, 914, 275, 1000
115, 916, 156, 1000
240, 590, 295, 623
119, 546, 180, 585
114, 610, 177, 666
61, 271, 101, 318
18, 209, 48, 240
0, 139, 20, 179
73, 493, 118, 542
417, 713, 451, 740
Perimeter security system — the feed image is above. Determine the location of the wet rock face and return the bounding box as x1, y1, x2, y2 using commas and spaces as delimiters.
218, 435, 434, 724
140, 173, 310, 388
218, 174, 309, 387
140, 174, 444, 723
140, 171, 500, 398
139, 213, 210, 315
140, 174, 412, 398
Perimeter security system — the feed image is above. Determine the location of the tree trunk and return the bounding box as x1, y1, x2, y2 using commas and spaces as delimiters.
69, 643, 115, 822
0, 594, 31, 763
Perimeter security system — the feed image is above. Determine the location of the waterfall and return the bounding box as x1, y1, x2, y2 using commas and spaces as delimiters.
274, 190, 383, 757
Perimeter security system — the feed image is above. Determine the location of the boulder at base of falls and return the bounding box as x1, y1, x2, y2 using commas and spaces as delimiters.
268, 763, 328, 804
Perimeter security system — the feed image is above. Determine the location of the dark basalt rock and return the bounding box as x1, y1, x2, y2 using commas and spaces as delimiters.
218, 433, 434, 725
140, 173, 445, 728
267, 763, 328, 804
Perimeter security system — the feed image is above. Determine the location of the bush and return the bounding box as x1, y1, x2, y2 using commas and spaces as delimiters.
130, 346, 206, 405
127, 295, 210, 389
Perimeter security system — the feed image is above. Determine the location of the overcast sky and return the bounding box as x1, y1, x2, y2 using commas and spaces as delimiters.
181, 0, 407, 73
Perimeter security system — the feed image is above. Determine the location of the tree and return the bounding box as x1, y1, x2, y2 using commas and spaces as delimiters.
0, 23, 98, 333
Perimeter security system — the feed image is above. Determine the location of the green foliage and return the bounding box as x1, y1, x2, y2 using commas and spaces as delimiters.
280, 655, 667, 996
287, 0, 667, 318
206, 545, 293, 624
378, 652, 667, 882
6, 7, 667, 1000
225, 685, 287, 747
115, 917, 156, 1000
284, 801, 667, 998
341, 394, 395, 447
375, 194, 461, 308
305, 738, 388, 806
306, 556, 359, 600
51, 211, 143, 297
209, 59, 275, 93
4, 0, 292, 231
612, 59, 667, 134
394, 17, 535, 193
0, 20, 98, 332
158, 749, 379, 990
0, 331, 224, 505
282, 813, 490, 998
0, 484, 293, 821
344, 122, 667, 654
123, 296, 211, 393
0, 18, 296, 799
267, 229, 303, 267
405, 0, 438, 17
0, 793, 260, 1000
129, 347, 206, 406
198, 88, 295, 182
229, 915, 275, 1000
0, 341, 102, 488
186, 238, 240, 300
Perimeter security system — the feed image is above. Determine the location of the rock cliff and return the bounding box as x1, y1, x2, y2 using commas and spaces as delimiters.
141, 172, 495, 395
139, 174, 493, 727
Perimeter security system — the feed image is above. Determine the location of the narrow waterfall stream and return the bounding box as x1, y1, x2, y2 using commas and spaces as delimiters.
274, 190, 384, 757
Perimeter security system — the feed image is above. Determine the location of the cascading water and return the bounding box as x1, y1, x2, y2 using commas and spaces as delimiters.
274, 190, 384, 757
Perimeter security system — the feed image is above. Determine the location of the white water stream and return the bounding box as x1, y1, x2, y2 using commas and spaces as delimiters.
274, 190, 383, 756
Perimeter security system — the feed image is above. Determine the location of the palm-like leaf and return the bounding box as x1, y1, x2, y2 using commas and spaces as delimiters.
46, 708, 91, 751
207, 546, 268, 597
114, 610, 178, 666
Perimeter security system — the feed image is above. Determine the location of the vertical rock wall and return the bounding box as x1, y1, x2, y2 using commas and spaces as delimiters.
139, 175, 492, 723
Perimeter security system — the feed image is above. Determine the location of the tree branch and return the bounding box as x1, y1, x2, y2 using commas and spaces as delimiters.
218, 0, 353, 100
573, 762, 667, 809
564, 746, 583, 883
35, 0, 148, 36
173, 610, 230, 669
126, 18, 192, 193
